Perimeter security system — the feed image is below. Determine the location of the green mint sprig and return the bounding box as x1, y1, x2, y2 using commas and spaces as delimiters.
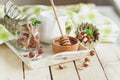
84, 27, 94, 39
32, 18, 41, 25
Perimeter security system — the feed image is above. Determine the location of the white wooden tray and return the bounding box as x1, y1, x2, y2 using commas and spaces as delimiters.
5, 42, 90, 69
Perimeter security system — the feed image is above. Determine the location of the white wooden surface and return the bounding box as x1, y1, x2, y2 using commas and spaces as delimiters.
95, 44, 120, 80
75, 54, 107, 80
50, 62, 79, 80
0, 44, 23, 80
0, 6, 120, 80
1, 43, 120, 80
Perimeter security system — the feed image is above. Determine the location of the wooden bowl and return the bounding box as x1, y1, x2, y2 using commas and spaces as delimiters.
52, 36, 79, 53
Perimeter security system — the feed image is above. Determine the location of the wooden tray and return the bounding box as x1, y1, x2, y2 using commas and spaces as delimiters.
5, 42, 90, 69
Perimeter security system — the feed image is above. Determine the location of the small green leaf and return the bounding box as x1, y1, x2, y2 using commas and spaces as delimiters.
83, 27, 94, 39
83, 28, 88, 33
32, 18, 41, 25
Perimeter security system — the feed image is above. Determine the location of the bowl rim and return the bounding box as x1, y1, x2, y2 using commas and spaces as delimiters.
52, 36, 79, 47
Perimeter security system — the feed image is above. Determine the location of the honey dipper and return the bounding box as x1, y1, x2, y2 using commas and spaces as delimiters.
50, 0, 71, 46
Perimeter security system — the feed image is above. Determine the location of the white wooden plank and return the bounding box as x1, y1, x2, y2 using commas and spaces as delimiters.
0, 44, 23, 80
75, 53, 107, 80
50, 62, 79, 80
0, 44, 9, 80
114, 44, 120, 58
24, 65, 51, 80
95, 43, 120, 80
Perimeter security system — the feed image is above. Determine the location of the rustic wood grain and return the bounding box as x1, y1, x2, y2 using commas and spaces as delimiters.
24, 65, 51, 80
0, 44, 23, 80
75, 52, 107, 80
95, 43, 120, 80
50, 62, 79, 80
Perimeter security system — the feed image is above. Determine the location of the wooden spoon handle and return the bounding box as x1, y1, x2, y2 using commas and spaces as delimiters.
50, 0, 63, 36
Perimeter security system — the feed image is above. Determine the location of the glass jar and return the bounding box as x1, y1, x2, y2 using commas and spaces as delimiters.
10, 21, 43, 59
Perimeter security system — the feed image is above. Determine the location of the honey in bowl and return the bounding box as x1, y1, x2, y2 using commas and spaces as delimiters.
52, 36, 79, 53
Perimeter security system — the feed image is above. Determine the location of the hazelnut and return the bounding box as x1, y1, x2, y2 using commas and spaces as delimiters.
27, 43, 32, 48
30, 38, 37, 45
77, 34, 84, 40
90, 50, 95, 56
86, 35, 91, 39
81, 32, 85, 35
83, 62, 89, 67
58, 65, 64, 70
83, 33, 87, 37
82, 37, 88, 42
17, 39, 22, 45
29, 51, 35, 58
35, 34, 39, 40
88, 38, 93, 43
84, 57, 90, 62
23, 33, 29, 37
31, 44, 37, 48
38, 48, 43, 54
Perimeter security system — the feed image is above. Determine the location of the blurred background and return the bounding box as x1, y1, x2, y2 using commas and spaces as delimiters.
1, 0, 119, 16
0, 0, 111, 5
0, 0, 120, 42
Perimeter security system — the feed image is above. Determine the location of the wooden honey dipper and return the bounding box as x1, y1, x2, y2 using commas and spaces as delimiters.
50, 0, 71, 46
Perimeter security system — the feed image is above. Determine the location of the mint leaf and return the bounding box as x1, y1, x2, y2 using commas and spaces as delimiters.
83, 27, 94, 39
88, 27, 94, 39
32, 18, 41, 25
